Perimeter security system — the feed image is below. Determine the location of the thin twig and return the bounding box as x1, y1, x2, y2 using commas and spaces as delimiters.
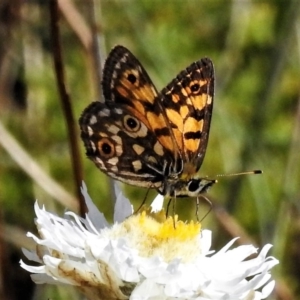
49, 0, 85, 216
0, 121, 78, 211
58, 0, 104, 102
55, 0, 116, 207
84, 0, 105, 102
57, 0, 93, 51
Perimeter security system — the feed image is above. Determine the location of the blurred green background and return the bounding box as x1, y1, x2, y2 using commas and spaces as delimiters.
0, 0, 299, 299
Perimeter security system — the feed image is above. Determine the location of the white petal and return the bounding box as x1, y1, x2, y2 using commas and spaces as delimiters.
31, 273, 59, 284
80, 182, 109, 229
261, 280, 275, 298
22, 248, 42, 263
114, 182, 134, 222
130, 279, 166, 300
20, 260, 45, 273
150, 194, 164, 212
199, 230, 213, 255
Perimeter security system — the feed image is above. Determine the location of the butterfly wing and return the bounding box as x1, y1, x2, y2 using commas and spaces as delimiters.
102, 45, 180, 161
160, 58, 214, 174
79, 101, 175, 188
80, 46, 183, 188
79, 45, 214, 191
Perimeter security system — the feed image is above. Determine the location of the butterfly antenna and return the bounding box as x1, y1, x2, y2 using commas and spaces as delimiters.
215, 170, 263, 177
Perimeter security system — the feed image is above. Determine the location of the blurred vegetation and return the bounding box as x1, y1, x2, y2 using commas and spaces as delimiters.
0, 0, 299, 299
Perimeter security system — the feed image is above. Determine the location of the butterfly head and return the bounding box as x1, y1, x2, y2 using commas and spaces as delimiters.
160, 176, 217, 198
186, 177, 217, 196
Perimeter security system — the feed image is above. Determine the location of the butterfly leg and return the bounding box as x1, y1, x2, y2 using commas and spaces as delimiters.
196, 195, 213, 222
166, 198, 172, 217
172, 196, 177, 228
134, 187, 151, 214
166, 196, 177, 228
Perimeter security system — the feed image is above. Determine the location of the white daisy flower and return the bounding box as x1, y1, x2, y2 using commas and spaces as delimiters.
20, 183, 278, 300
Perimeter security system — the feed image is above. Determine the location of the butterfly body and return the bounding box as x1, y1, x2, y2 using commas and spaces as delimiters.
79, 46, 216, 197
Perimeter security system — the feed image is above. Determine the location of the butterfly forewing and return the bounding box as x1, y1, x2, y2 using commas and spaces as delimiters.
102, 46, 179, 156
160, 58, 214, 171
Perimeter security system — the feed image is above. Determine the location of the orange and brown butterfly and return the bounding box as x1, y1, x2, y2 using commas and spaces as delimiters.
79, 45, 216, 198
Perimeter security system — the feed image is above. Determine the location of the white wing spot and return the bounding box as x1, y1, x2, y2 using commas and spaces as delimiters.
111, 135, 122, 145
89, 116, 97, 125
95, 157, 105, 169
99, 108, 110, 117
153, 141, 164, 156
112, 70, 118, 79
207, 95, 212, 105
108, 125, 120, 134
115, 145, 123, 156
110, 165, 118, 173
87, 126, 94, 136
115, 108, 123, 114
108, 157, 119, 166
132, 144, 145, 155
99, 132, 108, 138
90, 141, 96, 152
132, 160, 142, 171
147, 156, 158, 164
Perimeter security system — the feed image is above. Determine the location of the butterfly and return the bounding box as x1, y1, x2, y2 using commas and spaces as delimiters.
79, 45, 216, 198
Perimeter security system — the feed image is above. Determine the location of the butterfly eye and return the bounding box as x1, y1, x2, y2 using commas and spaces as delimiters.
190, 83, 200, 94
97, 138, 115, 158
127, 73, 137, 84
187, 179, 201, 192
124, 115, 141, 132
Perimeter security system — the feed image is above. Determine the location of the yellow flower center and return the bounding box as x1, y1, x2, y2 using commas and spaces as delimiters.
138, 211, 201, 241
110, 209, 202, 263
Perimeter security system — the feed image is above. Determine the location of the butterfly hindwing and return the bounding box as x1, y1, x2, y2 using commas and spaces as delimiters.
79, 101, 174, 188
